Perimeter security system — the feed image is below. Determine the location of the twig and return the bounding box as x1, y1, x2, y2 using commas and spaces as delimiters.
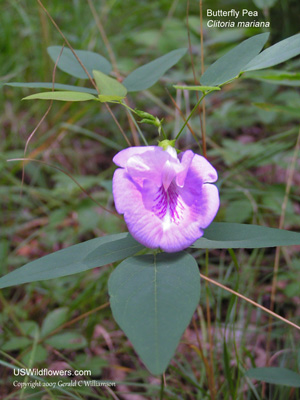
199, 273, 300, 332
186, 0, 204, 154
87, 0, 139, 145
87, 0, 119, 79
199, 0, 207, 158
21, 44, 64, 193
43, 302, 110, 339
37, 0, 132, 146
37, 0, 97, 89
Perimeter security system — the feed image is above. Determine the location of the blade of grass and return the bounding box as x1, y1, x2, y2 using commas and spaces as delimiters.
204, 249, 216, 400
266, 127, 300, 366
7, 158, 120, 219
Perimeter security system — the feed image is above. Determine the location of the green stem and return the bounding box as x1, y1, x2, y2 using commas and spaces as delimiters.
175, 89, 215, 141
120, 101, 148, 145
126, 108, 148, 146
175, 93, 205, 140
159, 374, 165, 400
119, 101, 135, 114
160, 125, 167, 140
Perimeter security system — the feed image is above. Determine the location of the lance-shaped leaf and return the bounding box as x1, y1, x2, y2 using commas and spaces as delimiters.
200, 33, 269, 86
193, 222, 300, 249
47, 46, 112, 79
0, 233, 144, 289
3, 82, 98, 94
245, 367, 300, 387
22, 91, 98, 102
243, 33, 300, 72
93, 70, 127, 102
108, 252, 200, 375
123, 48, 187, 92
243, 70, 300, 87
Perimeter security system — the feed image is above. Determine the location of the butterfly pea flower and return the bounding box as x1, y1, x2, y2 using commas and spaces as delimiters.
112, 145, 219, 252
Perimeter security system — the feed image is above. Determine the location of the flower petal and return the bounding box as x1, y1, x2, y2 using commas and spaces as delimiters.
189, 154, 218, 183
112, 169, 163, 248
113, 146, 157, 167
126, 148, 169, 187
176, 150, 194, 187
162, 160, 177, 190
182, 171, 220, 228
157, 184, 219, 252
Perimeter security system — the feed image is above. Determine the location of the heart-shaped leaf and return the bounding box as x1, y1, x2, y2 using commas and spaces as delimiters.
108, 252, 200, 375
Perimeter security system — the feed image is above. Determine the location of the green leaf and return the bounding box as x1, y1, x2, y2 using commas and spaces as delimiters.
47, 46, 112, 79
243, 69, 300, 86
193, 222, 300, 249
200, 33, 269, 86
245, 367, 300, 387
0, 233, 144, 288
22, 91, 97, 102
19, 321, 39, 338
253, 102, 300, 117
244, 33, 300, 72
173, 85, 221, 92
3, 82, 98, 94
123, 48, 187, 92
252, 0, 278, 8
22, 345, 48, 365
74, 354, 107, 375
2, 337, 32, 351
108, 252, 200, 375
41, 308, 69, 338
93, 70, 127, 100
45, 332, 87, 350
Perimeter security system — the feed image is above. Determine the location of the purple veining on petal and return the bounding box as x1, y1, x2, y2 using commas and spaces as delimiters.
152, 182, 185, 226
152, 186, 168, 219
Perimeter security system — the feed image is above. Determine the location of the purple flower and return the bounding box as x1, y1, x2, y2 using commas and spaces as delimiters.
112, 146, 219, 252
